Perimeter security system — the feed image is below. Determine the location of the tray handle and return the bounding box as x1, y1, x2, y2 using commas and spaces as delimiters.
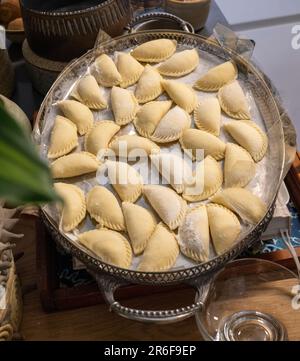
95, 273, 211, 324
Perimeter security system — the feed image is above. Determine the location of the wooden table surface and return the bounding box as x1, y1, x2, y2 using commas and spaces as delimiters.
14, 216, 300, 341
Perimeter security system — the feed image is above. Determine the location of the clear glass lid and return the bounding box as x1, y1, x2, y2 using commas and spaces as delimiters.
196, 258, 300, 341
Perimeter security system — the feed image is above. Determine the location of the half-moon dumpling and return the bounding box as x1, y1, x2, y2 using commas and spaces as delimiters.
194, 97, 221, 136
178, 206, 210, 262
180, 129, 226, 161
194, 61, 238, 92
102, 160, 143, 202
86, 186, 125, 231
207, 203, 241, 255
122, 202, 156, 255
78, 229, 132, 269
134, 100, 172, 138
137, 223, 179, 272
48, 116, 78, 159
85, 121, 120, 156
110, 86, 138, 125
116, 52, 144, 88
71, 75, 107, 110
91, 54, 122, 87
51, 152, 100, 179
110, 135, 160, 159
58, 100, 93, 135
183, 156, 223, 202
211, 188, 267, 224
131, 39, 177, 63
150, 153, 194, 194
143, 185, 187, 230
135, 65, 163, 104
158, 49, 199, 77
218, 81, 250, 119
150, 106, 191, 143
224, 120, 268, 162
54, 183, 86, 232
224, 143, 256, 188
162, 80, 197, 113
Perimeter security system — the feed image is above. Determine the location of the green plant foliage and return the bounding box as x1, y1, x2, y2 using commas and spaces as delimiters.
0, 104, 59, 205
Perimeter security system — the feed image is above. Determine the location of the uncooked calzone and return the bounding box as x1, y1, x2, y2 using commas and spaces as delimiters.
54, 182, 86, 232
131, 39, 177, 63
86, 186, 125, 231
206, 203, 241, 255
137, 223, 179, 272
158, 49, 199, 77
71, 75, 107, 110
211, 187, 267, 224
178, 206, 210, 262
48, 116, 78, 159
218, 81, 250, 119
224, 120, 268, 162
143, 185, 187, 230
111, 86, 138, 125
122, 202, 157, 256
58, 100, 93, 135
51, 152, 100, 179
135, 65, 163, 104
194, 61, 238, 92
180, 129, 226, 161
91, 54, 122, 87
78, 229, 132, 269
101, 160, 143, 202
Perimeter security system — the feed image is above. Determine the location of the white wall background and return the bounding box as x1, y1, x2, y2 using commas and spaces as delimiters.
216, 0, 300, 141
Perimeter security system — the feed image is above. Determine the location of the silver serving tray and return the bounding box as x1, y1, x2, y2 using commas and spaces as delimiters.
34, 31, 285, 323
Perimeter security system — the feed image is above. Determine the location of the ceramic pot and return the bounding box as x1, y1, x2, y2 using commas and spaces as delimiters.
164, 0, 211, 31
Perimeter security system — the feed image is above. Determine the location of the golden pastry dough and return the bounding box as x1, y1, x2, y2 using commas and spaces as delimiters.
86, 186, 125, 231
178, 206, 210, 262
71, 75, 107, 110
224, 120, 268, 162
194, 61, 238, 92
111, 86, 138, 125
92, 54, 122, 87
183, 156, 223, 202
122, 202, 157, 255
150, 153, 194, 194
150, 106, 191, 143
102, 160, 143, 202
48, 116, 78, 159
206, 203, 241, 255
162, 79, 197, 113
54, 183, 86, 232
116, 52, 144, 88
110, 134, 160, 159
224, 143, 256, 188
78, 229, 132, 269
218, 81, 250, 119
134, 100, 172, 138
180, 129, 226, 161
135, 65, 163, 103
51, 152, 100, 179
58, 100, 93, 135
143, 185, 187, 230
85, 121, 120, 156
137, 223, 179, 272
194, 97, 221, 136
131, 39, 177, 63
158, 49, 199, 77
211, 187, 267, 224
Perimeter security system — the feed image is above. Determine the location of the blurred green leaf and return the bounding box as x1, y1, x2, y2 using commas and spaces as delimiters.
0, 105, 59, 206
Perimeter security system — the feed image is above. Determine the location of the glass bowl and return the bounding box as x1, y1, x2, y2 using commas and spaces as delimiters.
196, 258, 300, 341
